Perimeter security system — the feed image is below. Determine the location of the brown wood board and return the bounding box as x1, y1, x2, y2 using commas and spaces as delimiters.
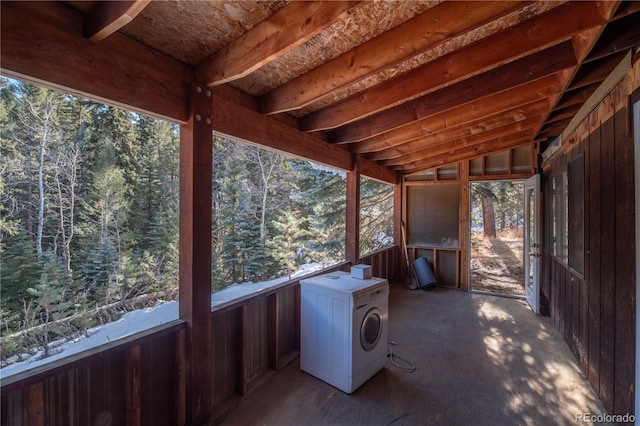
613, 106, 635, 415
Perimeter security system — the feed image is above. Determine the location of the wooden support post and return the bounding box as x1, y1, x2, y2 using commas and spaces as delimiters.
459, 160, 470, 291
179, 84, 214, 425
393, 184, 402, 246
346, 169, 360, 266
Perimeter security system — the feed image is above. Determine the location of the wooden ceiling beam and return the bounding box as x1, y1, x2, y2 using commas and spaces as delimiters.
352, 75, 561, 154
399, 131, 535, 174
83, 0, 150, 42
369, 106, 547, 163
380, 117, 542, 167
1, 1, 190, 123
196, 1, 362, 87
259, 1, 524, 114
328, 42, 577, 143
210, 85, 398, 184
300, 1, 608, 133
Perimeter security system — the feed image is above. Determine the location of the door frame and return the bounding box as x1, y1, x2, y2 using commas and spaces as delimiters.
633, 98, 639, 423
467, 179, 526, 297
524, 174, 541, 313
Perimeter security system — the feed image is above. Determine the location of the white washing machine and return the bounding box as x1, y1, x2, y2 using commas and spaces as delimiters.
300, 271, 389, 394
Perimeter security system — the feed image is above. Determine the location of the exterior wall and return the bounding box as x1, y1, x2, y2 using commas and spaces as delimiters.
541, 57, 639, 416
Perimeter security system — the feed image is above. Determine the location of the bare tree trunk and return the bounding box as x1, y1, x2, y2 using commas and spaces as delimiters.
242, 147, 279, 245
482, 196, 496, 238
54, 144, 78, 273
36, 108, 51, 260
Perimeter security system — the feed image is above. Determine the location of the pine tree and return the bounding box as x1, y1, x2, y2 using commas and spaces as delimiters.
359, 177, 394, 254
291, 160, 346, 265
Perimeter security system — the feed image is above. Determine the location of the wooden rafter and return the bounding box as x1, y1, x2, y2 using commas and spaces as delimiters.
400, 130, 536, 173
196, 1, 362, 86
380, 116, 542, 167
325, 42, 578, 143
352, 74, 562, 154
259, 0, 523, 114
369, 104, 548, 163
83, 0, 150, 42
300, 1, 608, 133
1, 1, 634, 176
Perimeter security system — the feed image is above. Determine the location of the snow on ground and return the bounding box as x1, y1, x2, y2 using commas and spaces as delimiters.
0, 263, 326, 379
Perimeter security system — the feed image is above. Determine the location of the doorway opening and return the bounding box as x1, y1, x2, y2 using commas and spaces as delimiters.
469, 181, 525, 296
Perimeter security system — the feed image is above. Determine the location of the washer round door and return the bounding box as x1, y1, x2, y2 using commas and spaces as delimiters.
360, 307, 383, 351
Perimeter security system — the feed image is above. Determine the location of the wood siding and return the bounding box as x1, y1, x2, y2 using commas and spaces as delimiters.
1, 247, 399, 425
1, 323, 185, 426
541, 63, 638, 415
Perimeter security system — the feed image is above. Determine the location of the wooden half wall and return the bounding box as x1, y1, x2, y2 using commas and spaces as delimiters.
541, 56, 639, 416
0, 248, 400, 426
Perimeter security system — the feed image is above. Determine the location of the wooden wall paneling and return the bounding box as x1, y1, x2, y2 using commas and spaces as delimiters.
294, 284, 301, 357
579, 136, 590, 373
1, 325, 185, 426
267, 293, 278, 370
571, 273, 583, 363
569, 144, 581, 362
551, 252, 558, 329
1, 387, 22, 425
613, 106, 635, 415
269, 285, 299, 369
211, 309, 240, 405
557, 257, 565, 337
60, 370, 76, 425
125, 345, 142, 426
243, 297, 269, 394
176, 327, 187, 425
564, 267, 573, 346
73, 364, 90, 424
282, 285, 299, 365
140, 333, 180, 426
587, 122, 602, 394
84, 353, 126, 426
599, 115, 616, 412
25, 382, 44, 426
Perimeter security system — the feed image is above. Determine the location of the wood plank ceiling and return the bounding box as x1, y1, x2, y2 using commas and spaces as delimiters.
4, 1, 640, 177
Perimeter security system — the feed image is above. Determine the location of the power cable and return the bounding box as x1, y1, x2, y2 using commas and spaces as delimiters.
387, 340, 416, 373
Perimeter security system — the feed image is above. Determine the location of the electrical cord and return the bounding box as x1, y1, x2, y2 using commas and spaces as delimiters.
387, 340, 416, 373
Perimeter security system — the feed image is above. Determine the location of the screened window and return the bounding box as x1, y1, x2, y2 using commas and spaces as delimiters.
548, 155, 584, 275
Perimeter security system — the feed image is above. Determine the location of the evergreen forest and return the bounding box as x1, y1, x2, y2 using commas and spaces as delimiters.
0, 78, 393, 364
470, 181, 525, 239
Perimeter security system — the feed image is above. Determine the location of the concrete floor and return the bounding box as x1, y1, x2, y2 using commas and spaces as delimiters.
220, 286, 607, 425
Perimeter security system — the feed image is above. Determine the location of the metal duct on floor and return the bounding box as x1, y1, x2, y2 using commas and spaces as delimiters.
413, 257, 436, 290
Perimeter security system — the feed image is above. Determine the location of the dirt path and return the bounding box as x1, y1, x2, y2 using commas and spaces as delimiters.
470, 232, 525, 296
